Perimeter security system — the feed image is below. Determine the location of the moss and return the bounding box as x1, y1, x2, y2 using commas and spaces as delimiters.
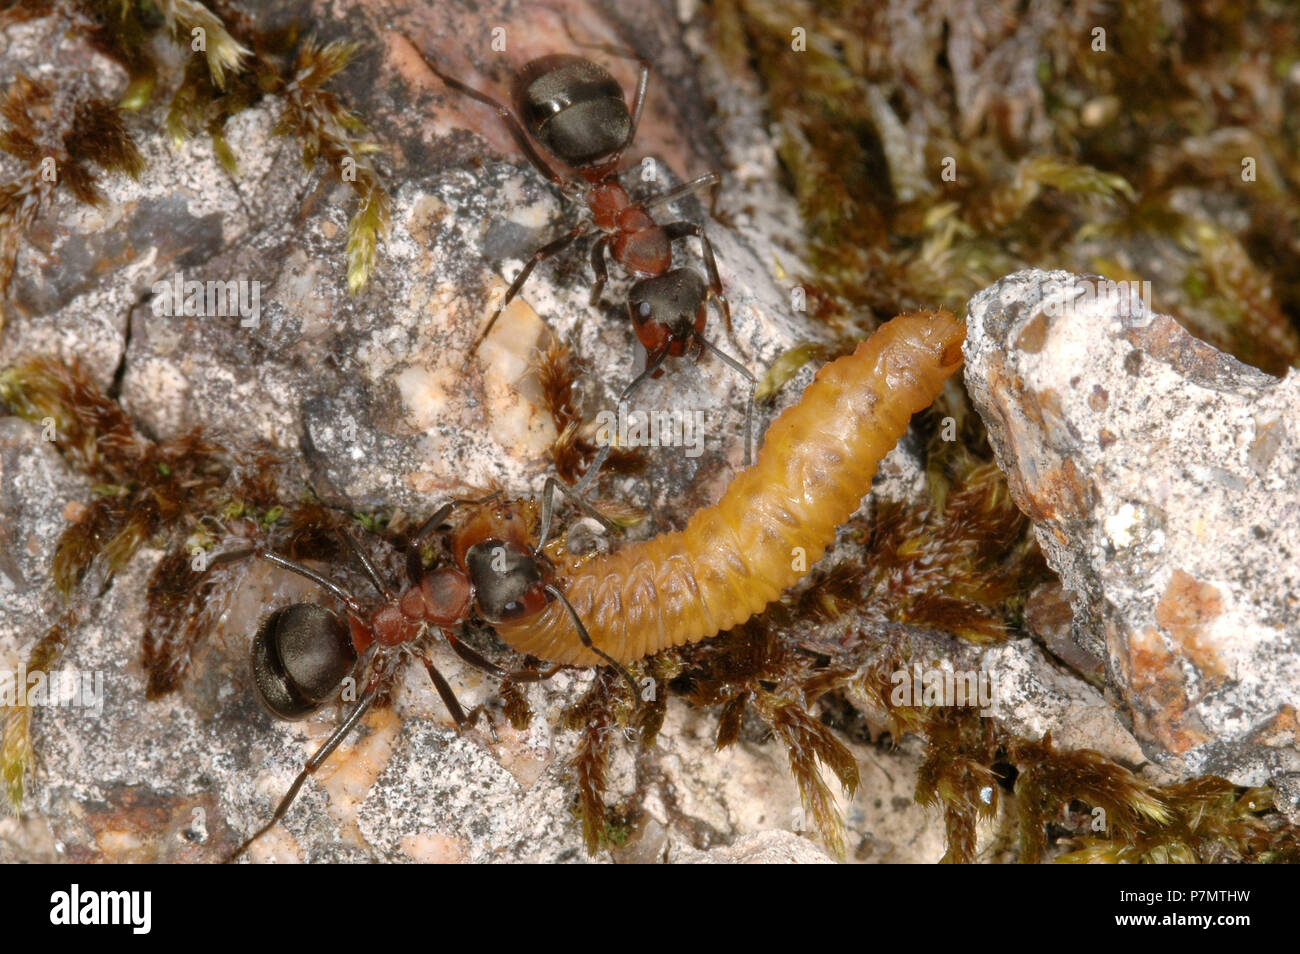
1, 612, 76, 806
0, 356, 304, 800
562, 667, 628, 854
0, 73, 144, 311
531, 338, 647, 486
0, 0, 389, 326
713, 0, 1300, 372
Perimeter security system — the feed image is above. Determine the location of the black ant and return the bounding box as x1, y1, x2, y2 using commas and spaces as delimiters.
410, 39, 756, 462
219, 487, 635, 862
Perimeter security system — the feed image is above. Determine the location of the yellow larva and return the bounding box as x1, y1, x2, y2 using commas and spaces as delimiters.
496, 309, 966, 665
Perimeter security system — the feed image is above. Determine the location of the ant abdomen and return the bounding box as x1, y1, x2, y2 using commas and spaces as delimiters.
514, 55, 629, 167
251, 603, 357, 721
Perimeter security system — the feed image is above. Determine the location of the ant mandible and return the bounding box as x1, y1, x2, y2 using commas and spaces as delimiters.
220, 487, 636, 861
409, 38, 756, 462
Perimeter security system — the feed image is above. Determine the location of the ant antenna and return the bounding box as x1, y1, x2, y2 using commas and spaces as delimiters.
544, 583, 640, 701
698, 336, 756, 467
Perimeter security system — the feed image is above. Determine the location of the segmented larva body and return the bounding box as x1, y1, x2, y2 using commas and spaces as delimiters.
497, 309, 967, 665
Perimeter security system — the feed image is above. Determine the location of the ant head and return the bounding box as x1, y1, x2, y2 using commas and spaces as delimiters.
627, 268, 707, 357
252, 603, 358, 720
464, 539, 551, 624
515, 54, 630, 168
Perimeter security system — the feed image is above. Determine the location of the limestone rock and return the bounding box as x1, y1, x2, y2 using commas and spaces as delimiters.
964, 267, 1300, 785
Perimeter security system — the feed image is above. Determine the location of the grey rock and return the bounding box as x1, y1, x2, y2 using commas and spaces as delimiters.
964, 267, 1300, 784
1272, 773, 1300, 826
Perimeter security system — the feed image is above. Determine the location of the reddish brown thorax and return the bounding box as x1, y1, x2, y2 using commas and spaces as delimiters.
370, 604, 419, 647
612, 212, 671, 276
584, 184, 672, 275
403, 567, 473, 626
587, 181, 631, 229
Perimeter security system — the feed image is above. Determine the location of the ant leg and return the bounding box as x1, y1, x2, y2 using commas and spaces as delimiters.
404, 502, 455, 586
662, 221, 731, 334
641, 172, 721, 216
212, 548, 368, 616
620, 347, 671, 403
404, 493, 506, 585
574, 443, 612, 495
463, 226, 588, 367
544, 584, 640, 701
445, 632, 505, 676
423, 647, 499, 741
698, 336, 757, 467
403, 37, 565, 186
589, 235, 611, 307
409, 493, 502, 547
227, 660, 386, 862
607, 58, 649, 169
445, 631, 561, 683
502, 664, 563, 684
421, 653, 471, 725
537, 469, 619, 552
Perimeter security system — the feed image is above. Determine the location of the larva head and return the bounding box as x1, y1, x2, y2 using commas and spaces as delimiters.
514, 55, 630, 169
627, 268, 708, 358
464, 539, 551, 624
869, 308, 966, 397
252, 603, 358, 721
907, 308, 965, 368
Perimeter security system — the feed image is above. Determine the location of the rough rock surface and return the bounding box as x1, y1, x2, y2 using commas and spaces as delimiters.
0, 0, 934, 864
964, 268, 1300, 786
0, 1, 1203, 865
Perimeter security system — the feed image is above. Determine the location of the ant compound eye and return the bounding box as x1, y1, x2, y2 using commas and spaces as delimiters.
252, 604, 357, 721
496, 581, 550, 621
638, 301, 652, 318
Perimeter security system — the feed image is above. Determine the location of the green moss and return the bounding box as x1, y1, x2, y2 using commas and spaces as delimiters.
0, 356, 305, 800
714, 0, 1300, 371
0, 0, 390, 326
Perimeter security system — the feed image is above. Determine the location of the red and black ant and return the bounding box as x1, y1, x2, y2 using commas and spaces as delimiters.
219, 487, 635, 861
410, 39, 756, 462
